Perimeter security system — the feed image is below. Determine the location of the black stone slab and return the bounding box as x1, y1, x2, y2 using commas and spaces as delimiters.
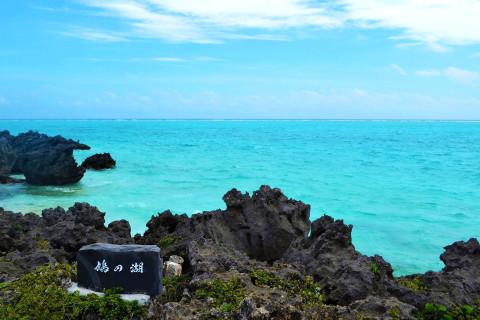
77, 243, 162, 296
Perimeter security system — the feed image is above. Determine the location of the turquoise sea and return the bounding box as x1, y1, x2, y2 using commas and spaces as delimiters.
1, 120, 479, 275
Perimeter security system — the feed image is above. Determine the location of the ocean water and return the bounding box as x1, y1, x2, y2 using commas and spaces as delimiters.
1, 120, 479, 276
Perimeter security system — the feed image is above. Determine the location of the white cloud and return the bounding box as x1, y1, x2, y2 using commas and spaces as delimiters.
69, 0, 480, 49
61, 26, 128, 42
151, 57, 186, 62
339, 0, 480, 50
150, 0, 341, 29
416, 67, 479, 84
73, 0, 340, 43
389, 64, 407, 76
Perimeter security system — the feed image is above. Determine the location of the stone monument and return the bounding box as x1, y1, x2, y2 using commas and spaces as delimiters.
77, 243, 162, 296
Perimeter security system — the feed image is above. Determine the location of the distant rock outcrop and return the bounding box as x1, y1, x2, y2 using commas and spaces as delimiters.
0, 132, 16, 176
0, 130, 90, 185
81, 153, 116, 170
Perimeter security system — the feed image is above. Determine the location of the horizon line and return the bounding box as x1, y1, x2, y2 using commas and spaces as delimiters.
1, 118, 480, 122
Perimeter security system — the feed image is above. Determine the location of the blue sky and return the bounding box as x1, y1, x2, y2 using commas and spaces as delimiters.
1, 0, 480, 119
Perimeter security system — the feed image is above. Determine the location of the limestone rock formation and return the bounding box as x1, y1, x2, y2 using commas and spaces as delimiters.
0, 130, 90, 185
81, 153, 116, 170
281, 215, 397, 305
141, 186, 310, 264
0, 132, 16, 176
1, 186, 480, 319
0, 203, 132, 281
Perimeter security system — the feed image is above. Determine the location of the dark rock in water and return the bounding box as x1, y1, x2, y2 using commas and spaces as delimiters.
77, 243, 162, 295
81, 153, 116, 170
0, 175, 24, 184
0, 132, 16, 175
11, 131, 90, 185
0, 130, 90, 185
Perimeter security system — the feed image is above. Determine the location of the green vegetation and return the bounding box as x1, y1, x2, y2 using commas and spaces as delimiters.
417, 303, 480, 320
9, 223, 21, 233
36, 238, 50, 250
389, 307, 401, 320
249, 268, 323, 306
0, 263, 147, 320
195, 278, 246, 313
157, 235, 181, 250
370, 262, 379, 275
398, 276, 428, 292
160, 274, 192, 303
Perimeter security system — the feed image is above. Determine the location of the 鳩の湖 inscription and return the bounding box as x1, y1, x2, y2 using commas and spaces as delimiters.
77, 243, 162, 296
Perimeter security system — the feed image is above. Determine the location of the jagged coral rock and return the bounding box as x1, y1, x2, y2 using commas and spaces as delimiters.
1, 130, 90, 185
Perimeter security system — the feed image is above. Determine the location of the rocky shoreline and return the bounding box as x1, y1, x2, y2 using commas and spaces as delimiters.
1, 186, 479, 319
0, 131, 116, 185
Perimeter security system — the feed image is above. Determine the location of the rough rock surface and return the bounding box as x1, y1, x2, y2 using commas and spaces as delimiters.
0, 203, 132, 281
281, 215, 398, 305
164, 261, 182, 278
141, 186, 310, 264
1, 186, 480, 319
0, 132, 16, 175
0, 130, 90, 185
81, 153, 116, 170
393, 238, 480, 309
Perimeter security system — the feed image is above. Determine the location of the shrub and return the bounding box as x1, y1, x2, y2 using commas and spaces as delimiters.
160, 274, 192, 303
398, 276, 427, 292
249, 269, 323, 306
36, 238, 50, 250
157, 235, 181, 250
0, 263, 147, 320
389, 306, 401, 320
417, 303, 480, 320
370, 262, 379, 275
195, 278, 246, 312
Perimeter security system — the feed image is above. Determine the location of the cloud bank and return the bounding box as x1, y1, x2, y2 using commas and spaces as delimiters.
66, 0, 480, 49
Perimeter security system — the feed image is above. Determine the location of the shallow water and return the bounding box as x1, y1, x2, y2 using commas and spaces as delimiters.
1, 120, 479, 275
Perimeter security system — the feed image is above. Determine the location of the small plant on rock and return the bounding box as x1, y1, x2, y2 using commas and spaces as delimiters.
160, 274, 192, 303
249, 268, 323, 306
418, 303, 480, 320
370, 262, 379, 276
157, 235, 181, 250
398, 276, 427, 292
195, 278, 246, 313
36, 238, 50, 250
